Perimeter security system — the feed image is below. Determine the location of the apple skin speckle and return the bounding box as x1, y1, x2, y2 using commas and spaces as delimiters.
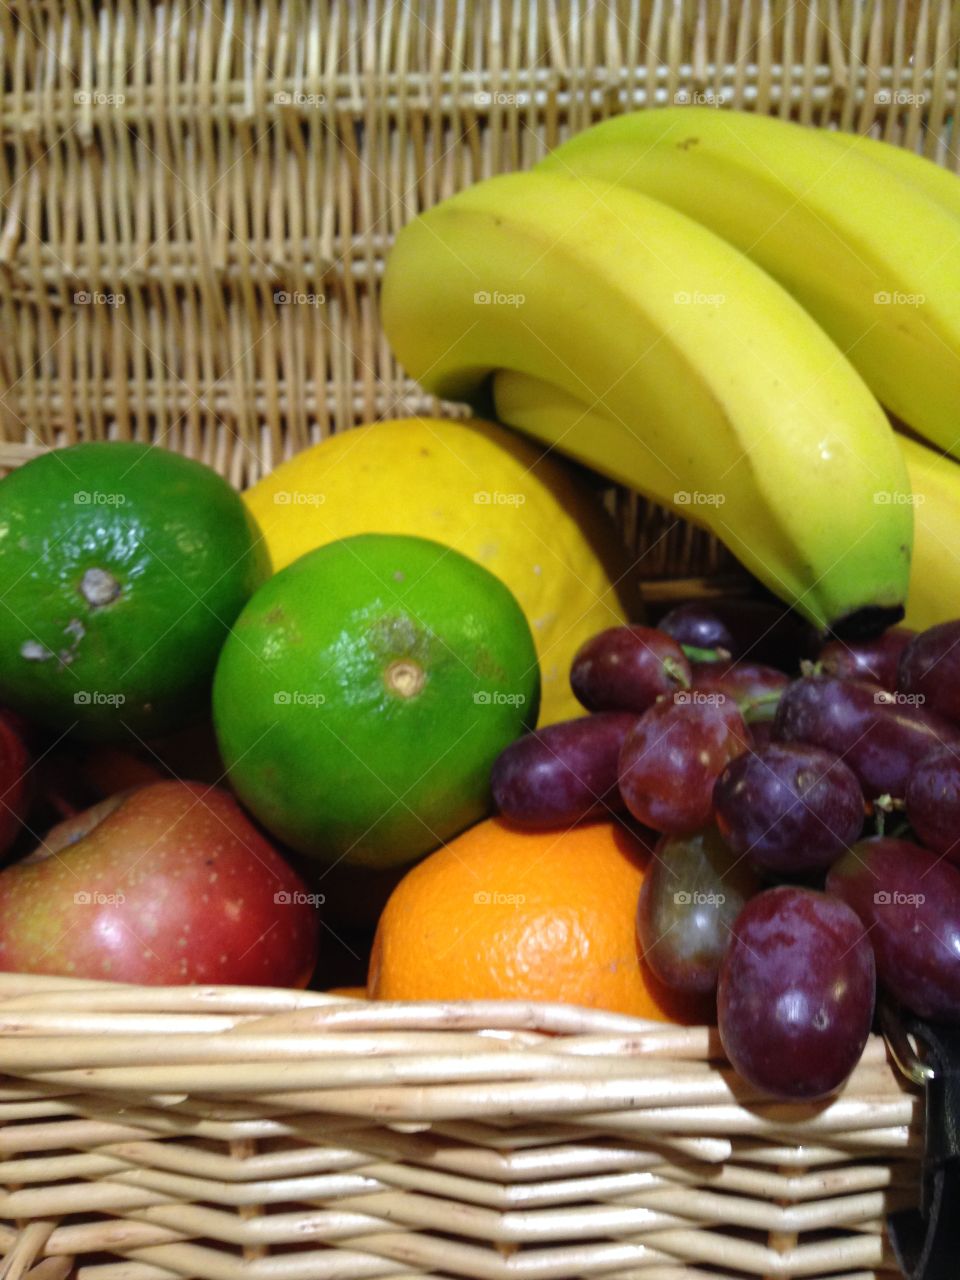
0, 781, 320, 988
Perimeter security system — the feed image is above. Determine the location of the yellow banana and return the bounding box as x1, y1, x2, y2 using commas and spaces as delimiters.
900, 433, 960, 632
540, 108, 960, 456
381, 169, 911, 633
822, 130, 960, 222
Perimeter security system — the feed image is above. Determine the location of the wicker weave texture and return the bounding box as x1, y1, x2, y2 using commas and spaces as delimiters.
0, 976, 921, 1280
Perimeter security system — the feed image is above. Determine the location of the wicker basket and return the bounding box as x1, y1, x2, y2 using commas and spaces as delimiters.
0, 1, 951, 1275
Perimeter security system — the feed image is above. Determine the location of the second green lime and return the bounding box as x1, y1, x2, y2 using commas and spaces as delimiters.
212, 534, 540, 868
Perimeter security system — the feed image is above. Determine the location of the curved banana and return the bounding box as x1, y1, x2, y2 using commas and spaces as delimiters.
382, 169, 911, 633
540, 108, 960, 456
900, 433, 960, 632
822, 131, 960, 222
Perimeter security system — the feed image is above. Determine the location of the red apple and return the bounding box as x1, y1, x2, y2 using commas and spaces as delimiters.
0, 710, 31, 857
0, 781, 319, 986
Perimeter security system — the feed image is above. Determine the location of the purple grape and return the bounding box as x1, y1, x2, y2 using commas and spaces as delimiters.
570, 627, 691, 714
659, 600, 815, 670
817, 627, 915, 691
906, 747, 960, 863
827, 837, 960, 1022
618, 695, 750, 834
773, 675, 960, 799
718, 886, 875, 1100
491, 713, 636, 828
898, 621, 960, 724
713, 743, 864, 874
689, 661, 788, 723
637, 826, 758, 994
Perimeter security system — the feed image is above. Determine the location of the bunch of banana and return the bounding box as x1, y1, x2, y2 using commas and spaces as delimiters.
382, 164, 911, 635
540, 109, 960, 456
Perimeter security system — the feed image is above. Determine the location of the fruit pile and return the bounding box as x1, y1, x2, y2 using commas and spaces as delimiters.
487, 606, 960, 1100
2, 107, 960, 1113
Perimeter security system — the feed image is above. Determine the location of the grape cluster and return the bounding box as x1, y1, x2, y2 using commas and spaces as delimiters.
490, 607, 960, 1101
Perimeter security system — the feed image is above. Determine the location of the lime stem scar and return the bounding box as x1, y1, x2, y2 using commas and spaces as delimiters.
81, 568, 121, 607
385, 658, 425, 698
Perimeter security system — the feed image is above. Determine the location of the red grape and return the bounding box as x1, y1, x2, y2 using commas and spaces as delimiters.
905, 747, 960, 863
689, 661, 788, 722
817, 627, 915, 691
827, 837, 960, 1022
718, 886, 875, 1099
898, 621, 960, 724
618, 695, 749, 833
570, 626, 690, 714
491, 713, 636, 828
714, 743, 864, 874
773, 675, 960, 799
637, 826, 758, 994
659, 600, 815, 670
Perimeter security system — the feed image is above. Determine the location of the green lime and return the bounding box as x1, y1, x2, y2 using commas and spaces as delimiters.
0, 443, 269, 739
212, 533, 540, 868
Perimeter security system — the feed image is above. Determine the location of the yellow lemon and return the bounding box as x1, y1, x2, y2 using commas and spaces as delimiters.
244, 418, 636, 724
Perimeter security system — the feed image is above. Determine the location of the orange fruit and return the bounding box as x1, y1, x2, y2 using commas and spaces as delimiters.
325, 986, 367, 1000
368, 818, 711, 1022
